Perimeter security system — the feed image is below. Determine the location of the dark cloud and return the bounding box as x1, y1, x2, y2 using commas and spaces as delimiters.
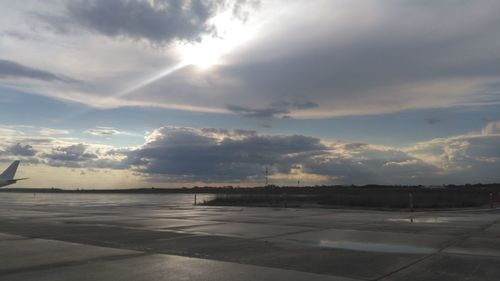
120, 126, 500, 185
343, 143, 368, 150
226, 104, 290, 118
425, 117, 440, 125
36, 142, 127, 169
41, 144, 98, 168
4, 125, 500, 185
269, 100, 319, 110
124, 127, 327, 182
0, 59, 75, 82
5, 143, 37, 156
227, 100, 318, 118
231, 0, 260, 22
61, 0, 222, 44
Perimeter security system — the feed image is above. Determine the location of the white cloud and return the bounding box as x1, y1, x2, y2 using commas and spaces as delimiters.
482, 121, 500, 135
85, 127, 125, 136
39, 128, 70, 136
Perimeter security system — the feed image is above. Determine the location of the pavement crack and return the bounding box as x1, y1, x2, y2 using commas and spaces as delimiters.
372, 216, 500, 281
0, 253, 148, 277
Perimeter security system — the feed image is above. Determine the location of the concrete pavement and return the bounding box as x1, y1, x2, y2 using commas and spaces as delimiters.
0, 194, 499, 280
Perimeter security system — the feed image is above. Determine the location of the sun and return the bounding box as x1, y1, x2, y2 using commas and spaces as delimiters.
117, 4, 261, 97
178, 8, 258, 70
180, 39, 224, 69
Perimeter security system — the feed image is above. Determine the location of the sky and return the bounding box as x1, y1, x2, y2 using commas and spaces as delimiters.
1, 0, 500, 188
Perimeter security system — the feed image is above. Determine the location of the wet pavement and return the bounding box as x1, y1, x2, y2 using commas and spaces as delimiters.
0, 193, 499, 280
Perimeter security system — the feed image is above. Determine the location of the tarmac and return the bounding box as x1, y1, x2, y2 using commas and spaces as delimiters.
0, 194, 499, 280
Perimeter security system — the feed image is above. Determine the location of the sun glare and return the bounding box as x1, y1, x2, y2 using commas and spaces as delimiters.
115, 5, 261, 99
180, 40, 223, 69
179, 8, 258, 69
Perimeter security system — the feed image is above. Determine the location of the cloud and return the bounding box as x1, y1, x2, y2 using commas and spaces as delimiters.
0, 59, 75, 82
226, 104, 290, 119
1, 123, 499, 186
406, 134, 500, 184
33, 142, 128, 170
482, 121, 500, 135
214, 1, 500, 117
284, 101, 319, 110
121, 124, 500, 184
0, 126, 26, 140
124, 126, 327, 182
39, 128, 70, 136
231, 0, 260, 22
425, 117, 440, 125
46, 0, 223, 45
2, 0, 500, 119
85, 127, 125, 136
40, 144, 98, 168
5, 143, 37, 156
137, 1, 500, 117
302, 143, 440, 185
226, 100, 318, 119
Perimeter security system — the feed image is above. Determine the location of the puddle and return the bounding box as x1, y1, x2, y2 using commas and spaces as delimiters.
388, 217, 449, 224
317, 240, 435, 254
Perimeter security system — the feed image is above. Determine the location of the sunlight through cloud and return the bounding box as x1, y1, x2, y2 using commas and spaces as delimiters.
115, 4, 259, 99
179, 7, 258, 69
